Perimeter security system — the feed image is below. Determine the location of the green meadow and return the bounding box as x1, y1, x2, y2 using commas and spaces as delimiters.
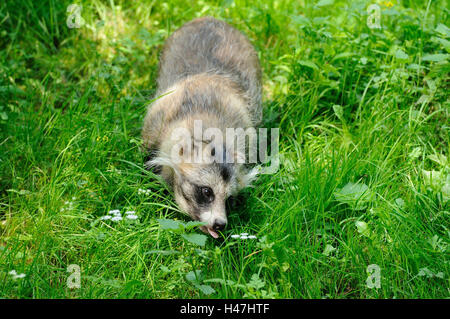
0, 0, 448, 298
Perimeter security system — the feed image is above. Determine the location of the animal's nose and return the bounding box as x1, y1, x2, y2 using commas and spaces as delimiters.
213, 219, 227, 231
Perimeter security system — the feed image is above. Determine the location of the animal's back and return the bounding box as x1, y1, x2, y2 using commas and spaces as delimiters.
157, 17, 262, 124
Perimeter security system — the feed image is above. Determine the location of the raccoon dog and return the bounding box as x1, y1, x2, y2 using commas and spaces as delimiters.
142, 17, 262, 238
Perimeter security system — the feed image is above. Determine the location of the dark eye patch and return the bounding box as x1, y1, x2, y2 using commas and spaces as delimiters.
219, 163, 232, 182
194, 185, 214, 205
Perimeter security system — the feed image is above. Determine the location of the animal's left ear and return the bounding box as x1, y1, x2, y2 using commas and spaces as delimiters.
236, 166, 260, 190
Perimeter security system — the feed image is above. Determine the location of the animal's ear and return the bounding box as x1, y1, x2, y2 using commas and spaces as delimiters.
144, 148, 161, 174
145, 152, 180, 176
236, 166, 260, 190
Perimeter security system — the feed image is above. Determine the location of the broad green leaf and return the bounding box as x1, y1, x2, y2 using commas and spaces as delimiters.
434, 37, 450, 51
291, 15, 312, 27
415, 94, 430, 105
186, 270, 203, 283
195, 284, 216, 295
435, 23, 450, 37
184, 221, 207, 230
407, 63, 425, 71
332, 104, 344, 122
298, 60, 319, 70
355, 221, 370, 237
322, 244, 336, 256
181, 233, 207, 246
312, 17, 329, 25
395, 49, 409, 60
160, 265, 170, 273
334, 182, 372, 210
332, 52, 356, 61
422, 54, 449, 62
322, 62, 341, 76
157, 218, 184, 231
425, 78, 437, 92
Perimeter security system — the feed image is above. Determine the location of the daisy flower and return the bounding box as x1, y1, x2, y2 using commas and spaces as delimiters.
9, 270, 26, 280
125, 214, 139, 220
230, 233, 258, 240
108, 209, 121, 216
111, 216, 123, 222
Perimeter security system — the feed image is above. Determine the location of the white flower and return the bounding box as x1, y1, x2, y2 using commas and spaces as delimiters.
230, 233, 257, 240
100, 215, 111, 220
108, 209, 121, 216
138, 188, 151, 195
126, 214, 138, 220
61, 200, 75, 212
111, 216, 123, 222
9, 270, 26, 280
125, 211, 136, 215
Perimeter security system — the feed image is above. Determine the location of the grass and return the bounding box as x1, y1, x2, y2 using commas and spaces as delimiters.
0, 0, 449, 298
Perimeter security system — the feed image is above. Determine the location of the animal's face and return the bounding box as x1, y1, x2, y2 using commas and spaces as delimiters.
173, 161, 236, 238
146, 127, 258, 238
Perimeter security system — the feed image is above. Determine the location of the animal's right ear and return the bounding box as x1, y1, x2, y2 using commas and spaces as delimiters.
144, 148, 161, 174
236, 166, 260, 190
